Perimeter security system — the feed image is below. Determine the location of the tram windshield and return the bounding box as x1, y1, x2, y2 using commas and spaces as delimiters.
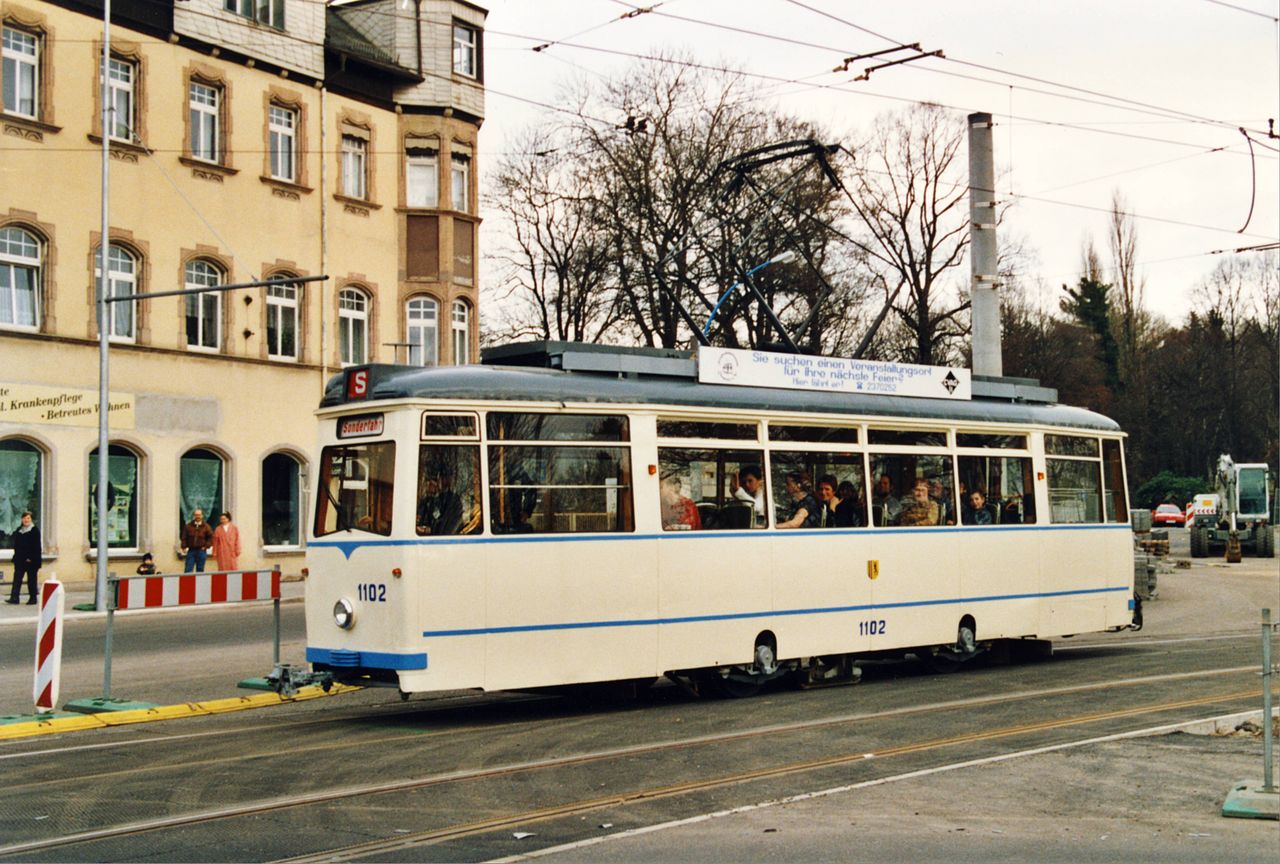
315, 442, 395, 536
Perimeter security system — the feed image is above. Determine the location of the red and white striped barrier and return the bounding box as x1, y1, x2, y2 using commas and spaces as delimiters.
113, 568, 281, 611
34, 577, 64, 713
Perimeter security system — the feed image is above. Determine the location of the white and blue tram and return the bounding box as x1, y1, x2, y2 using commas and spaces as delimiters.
304, 343, 1138, 696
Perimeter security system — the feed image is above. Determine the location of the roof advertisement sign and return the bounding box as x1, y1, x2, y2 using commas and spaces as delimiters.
697, 347, 972, 401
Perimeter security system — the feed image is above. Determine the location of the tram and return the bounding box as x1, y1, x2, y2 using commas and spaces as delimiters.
304, 342, 1138, 696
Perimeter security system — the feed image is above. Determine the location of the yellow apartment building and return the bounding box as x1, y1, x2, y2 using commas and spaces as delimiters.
0, 0, 485, 583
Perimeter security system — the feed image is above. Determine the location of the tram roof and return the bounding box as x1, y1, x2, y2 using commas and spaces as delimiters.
322, 344, 1120, 432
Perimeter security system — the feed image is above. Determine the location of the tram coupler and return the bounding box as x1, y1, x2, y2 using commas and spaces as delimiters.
238, 664, 334, 698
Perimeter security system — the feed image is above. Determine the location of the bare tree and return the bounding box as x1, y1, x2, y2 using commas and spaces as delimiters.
844, 104, 971, 365
485, 129, 621, 344
1108, 191, 1147, 378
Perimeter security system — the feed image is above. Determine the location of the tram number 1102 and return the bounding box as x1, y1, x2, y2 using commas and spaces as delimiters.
357, 583, 387, 602
858, 619, 886, 636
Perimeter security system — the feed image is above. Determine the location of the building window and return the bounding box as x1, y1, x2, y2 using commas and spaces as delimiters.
89, 444, 139, 549
188, 81, 220, 162
338, 287, 368, 366
184, 259, 222, 351
266, 278, 298, 360
0, 438, 42, 551
268, 104, 296, 182
106, 57, 135, 142
406, 296, 438, 367
95, 244, 138, 342
2, 26, 38, 119
179, 447, 224, 529
451, 300, 469, 365
0, 226, 40, 330
225, 0, 285, 30
406, 149, 438, 208
262, 451, 301, 547
450, 153, 470, 212
452, 23, 477, 78
341, 134, 367, 200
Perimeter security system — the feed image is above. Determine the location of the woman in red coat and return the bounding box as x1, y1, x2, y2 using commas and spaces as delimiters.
211, 511, 241, 571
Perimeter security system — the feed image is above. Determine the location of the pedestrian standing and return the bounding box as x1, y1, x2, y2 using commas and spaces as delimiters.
179, 508, 214, 573
6, 511, 41, 605
211, 511, 241, 571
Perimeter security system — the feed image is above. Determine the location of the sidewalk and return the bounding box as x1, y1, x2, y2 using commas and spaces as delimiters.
0, 573, 306, 626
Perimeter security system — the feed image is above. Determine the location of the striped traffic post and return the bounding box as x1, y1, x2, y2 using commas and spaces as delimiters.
33, 577, 65, 713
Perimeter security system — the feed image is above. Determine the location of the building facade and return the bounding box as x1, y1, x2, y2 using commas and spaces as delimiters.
0, 0, 485, 582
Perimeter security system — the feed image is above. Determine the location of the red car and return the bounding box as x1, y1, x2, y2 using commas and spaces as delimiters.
1152, 503, 1186, 527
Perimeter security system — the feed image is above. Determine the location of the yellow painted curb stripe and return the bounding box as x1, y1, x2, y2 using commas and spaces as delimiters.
0, 684, 361, 740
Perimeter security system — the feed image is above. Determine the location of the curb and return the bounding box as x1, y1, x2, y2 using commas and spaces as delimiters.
0, 683, 361, 740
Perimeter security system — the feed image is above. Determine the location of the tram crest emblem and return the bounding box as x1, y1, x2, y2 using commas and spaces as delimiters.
716, 351, 739, 381
942, 371, 960, 394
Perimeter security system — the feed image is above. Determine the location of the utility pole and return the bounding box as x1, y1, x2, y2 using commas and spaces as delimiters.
95, 0, 113, 611
968, 112, 1002, 377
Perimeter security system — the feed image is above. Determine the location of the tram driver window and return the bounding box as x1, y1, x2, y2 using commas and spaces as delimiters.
315, 442, 395, 536
416, 445, 482, 536
658, 448, 767, 530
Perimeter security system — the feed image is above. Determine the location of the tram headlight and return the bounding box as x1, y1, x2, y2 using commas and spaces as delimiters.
333, 598, 355, 630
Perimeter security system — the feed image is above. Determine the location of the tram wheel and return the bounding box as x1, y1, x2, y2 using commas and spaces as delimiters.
922, 622, 981, 673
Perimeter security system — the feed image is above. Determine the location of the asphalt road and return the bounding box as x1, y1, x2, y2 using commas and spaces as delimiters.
0, 539, 1276, 863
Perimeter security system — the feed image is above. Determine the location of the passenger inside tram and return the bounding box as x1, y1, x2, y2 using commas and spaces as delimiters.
835, 479, 864, 527
896, 478, 940, 526
416, 470, 463, 535
660, 474, 702, 531
730, 466, 767, 527
815, 475, 840, 527
871, 474, 901, 526
777, 472, 819, 529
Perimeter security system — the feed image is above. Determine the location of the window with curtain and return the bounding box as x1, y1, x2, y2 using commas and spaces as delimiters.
0, 226, 40, 330
406, 149, 439, 208
106, 57, 135, 142
88, 444, 139, 548
96, 244, 137, 341
0, 438, 41, 550
262, 451, 301, 547
266, 278, 298, 360
339, 288, 368, 366
268, 103, 297, 182
2, 26, 39, 119
179, 447, 224, 529
188, 81, 220, 162
450, 300, 469, 365
406, 297, 438, 367
184, 259, 222, 350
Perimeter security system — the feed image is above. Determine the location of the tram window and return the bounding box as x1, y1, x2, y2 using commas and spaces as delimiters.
422, 413, 478, 439
488, 445, 633, 533
770, 451, 866, 528
1101, 439, 1129, 523
656, 419, 758, 441
867, 429, 947, 447
956, 433, 1027, 450
768, 424, 859, 444
315, 442, 395, 536
487, 413, 629, 442
1047, 458, 1104, 524
657, 448, 766, 529
957, 455, 1035, 525
868, 454, 955, 527
416, 445, 482, 536
1045, 434, 1100, 458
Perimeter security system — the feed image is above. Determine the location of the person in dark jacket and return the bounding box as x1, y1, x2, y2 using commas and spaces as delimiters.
180, 508, 214, 573
7, 511, 41, 605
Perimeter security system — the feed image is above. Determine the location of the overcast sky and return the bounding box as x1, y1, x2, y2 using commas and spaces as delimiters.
476, 0, 1279, 326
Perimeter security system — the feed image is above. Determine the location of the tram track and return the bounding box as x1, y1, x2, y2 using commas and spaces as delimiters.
0, 662, 1261, 861
0, 658, 1257, 794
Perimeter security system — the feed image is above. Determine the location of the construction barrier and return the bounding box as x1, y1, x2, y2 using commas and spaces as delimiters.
114, 569, 281, 610
33, 578, 64, 713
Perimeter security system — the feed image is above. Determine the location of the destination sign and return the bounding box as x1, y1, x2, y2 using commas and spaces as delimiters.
337, 413, 385, 438
697, 347, 971, 400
